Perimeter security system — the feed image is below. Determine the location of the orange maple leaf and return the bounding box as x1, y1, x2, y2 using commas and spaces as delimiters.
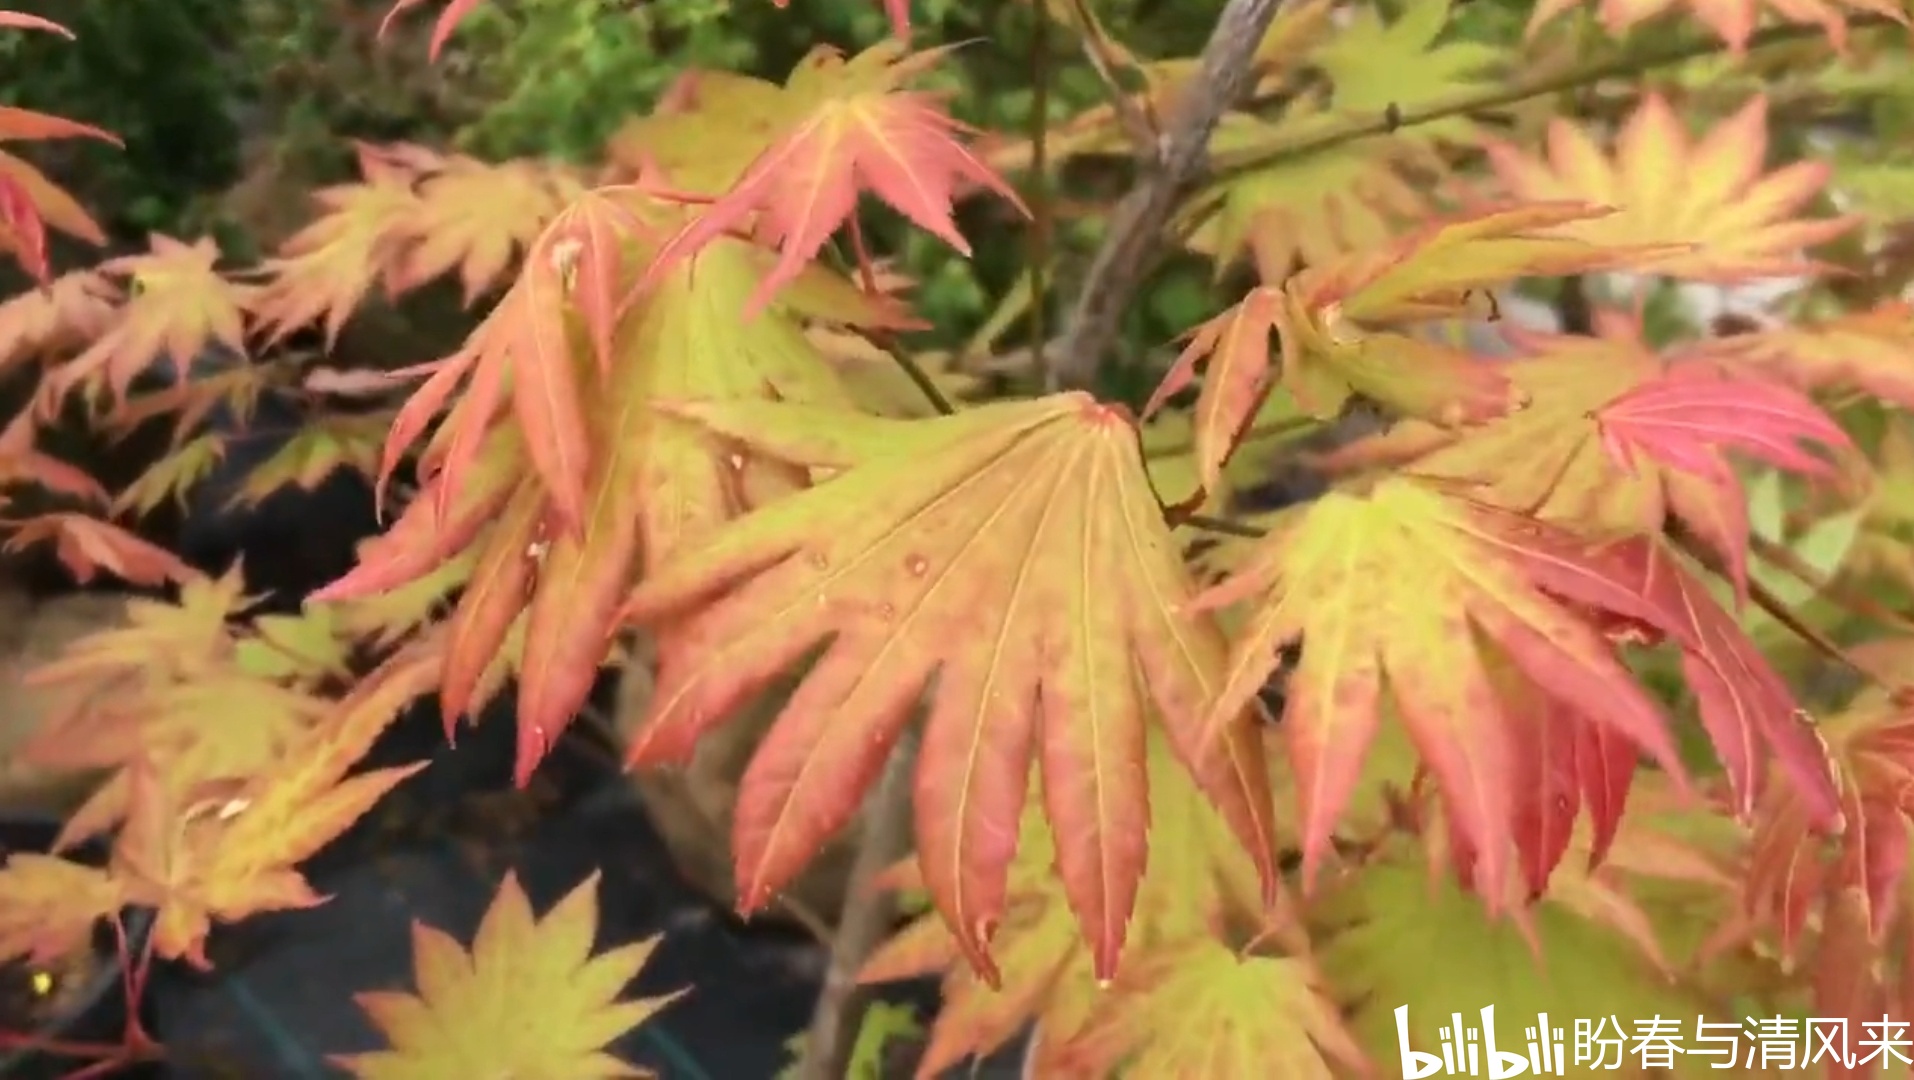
0, 269, 120, 371
1484, 94, 1858, 280
40, 235, 255, 410
320, 209, 861, 777
619, 394, 1279, 982
335, 871, 684, 1079
635, 41, 1027, 316
1526, 0, 1904, 52
2, 512, 195, 587
1143, 202, 1665, 496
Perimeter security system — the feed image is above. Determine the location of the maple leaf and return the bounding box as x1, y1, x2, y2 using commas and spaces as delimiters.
1319, 850, 1717, 1075
635, 41, 1028, 316
42, 671, 330, 851
229, 412, 387, 504
1592, 360, 1853, 603
1190, 476, 1843, 907
1327, 310, 1853, 605
0, 441, 109, 504
326, 211, 859, 776
113, 646, 438, 966
861, 733, 1271, 1077
1484, 94, 1858, 280
1182, 111, 1438, 280
2, 512, 195, 587
1308, 0, 1504, 144
620, 394, 1279, 982
1144, 202, 1661, 496
112, 434, 226, 518
25, 567, 252, 688
1526, 0, 1905, 52
1056, 940, 1366, 1078
1705, 301, 1914, 414
0, 268, 119, 370
336, 871, 684, 1079
246, 143, 428, 347
384, 155, 574, 303
0, 854, 124, 966
0, 105, 118, 280
605, 70, 794, 196
40, 235, 255, 410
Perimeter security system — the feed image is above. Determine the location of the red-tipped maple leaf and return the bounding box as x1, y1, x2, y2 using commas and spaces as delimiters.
1484, 94, 1857, 280
1143, 202, 1671, 496
320, 202, 859, 781
635, 41, 1027, 316
0, 105, 117, 281
1321, 309, 1851, 622
1593, 362, 1853, 604
620, 395, 1278, 983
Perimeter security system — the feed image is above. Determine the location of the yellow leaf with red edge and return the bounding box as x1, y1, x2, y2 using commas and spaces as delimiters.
1144, 202, 1660, 496
860, 732, 1272, 1077
636, 41, 1027, 316
620, 394, 1278, 983
1057, 940, 1365, 1078
43, 671, 329, 851
1706, 301, 1914, 414
336, 870, 684, 1080
1485, 94, 1858, 280
112, 647, 439, 966
0, 854, 123, 966
1526, 0, 1904, 52
1190, 476, 1842, 909
42, 235, 254, 409
24, 567, 251, 687
1325, 311, 1852, 610
247, 143, 428, 347
384, 155, 575, 303
608, 70, 797, 196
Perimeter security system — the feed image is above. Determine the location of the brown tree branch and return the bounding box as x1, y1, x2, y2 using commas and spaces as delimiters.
791, 726, 921, 1080
1045, 0, 1286, 391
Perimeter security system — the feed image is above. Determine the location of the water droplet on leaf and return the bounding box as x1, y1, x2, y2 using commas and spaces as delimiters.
904, 554, 929, 576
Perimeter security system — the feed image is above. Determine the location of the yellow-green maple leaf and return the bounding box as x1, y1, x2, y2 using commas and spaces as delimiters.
1057, 939, 1366, 1078
336, 871, 682, 1080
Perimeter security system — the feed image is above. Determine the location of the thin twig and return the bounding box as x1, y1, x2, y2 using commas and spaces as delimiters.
1060, 0, 1159, 154
1206, 16, 1900, 184
792, 726, 921, 1080
1046, 0, 1287, 391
